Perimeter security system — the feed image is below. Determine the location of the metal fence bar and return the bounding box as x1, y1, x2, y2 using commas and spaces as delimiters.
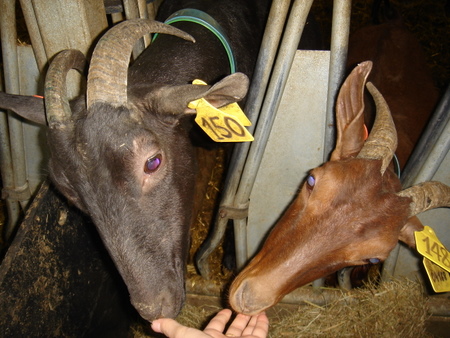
233, 0, 315, 269
18, 0, 47, 72
1, 0, 109, 242
401, 84, 450, 187
382, 84, 450, 281
0, 0, 31, 240
323, 0, 352, 162
196, 0, 292, 278
197, 0, 352, 275
123, 0, 147, 57
318, 0, 352, 289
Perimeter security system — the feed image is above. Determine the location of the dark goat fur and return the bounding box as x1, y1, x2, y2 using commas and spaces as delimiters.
0, 0, 271, 321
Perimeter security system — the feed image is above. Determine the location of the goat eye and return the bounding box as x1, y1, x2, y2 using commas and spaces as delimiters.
144, 154, 162, 174
306, 174, 315, 188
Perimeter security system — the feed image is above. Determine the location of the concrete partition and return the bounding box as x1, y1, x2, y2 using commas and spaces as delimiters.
247, 50, 330, 258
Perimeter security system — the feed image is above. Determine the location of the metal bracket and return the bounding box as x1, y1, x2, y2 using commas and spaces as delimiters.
2, 182, 31, 202
218, 205, 249, 220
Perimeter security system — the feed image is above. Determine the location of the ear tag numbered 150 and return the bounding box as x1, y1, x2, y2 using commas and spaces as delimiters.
415, 226, 450, 292
188, 80, 254, 143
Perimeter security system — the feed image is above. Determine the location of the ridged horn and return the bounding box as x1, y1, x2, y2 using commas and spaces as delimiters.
397, 181, 450, 217
87, 19, 195, 109
357, 82, 397, 175
44, 49, 86, 128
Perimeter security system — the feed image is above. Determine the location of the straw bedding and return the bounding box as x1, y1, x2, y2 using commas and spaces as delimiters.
131, 278, 431, 337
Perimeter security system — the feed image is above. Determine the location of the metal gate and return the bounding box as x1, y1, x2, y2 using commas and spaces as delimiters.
1, 0, 449, 296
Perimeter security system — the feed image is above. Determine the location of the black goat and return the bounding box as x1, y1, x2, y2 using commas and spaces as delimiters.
0, 0, 270, 321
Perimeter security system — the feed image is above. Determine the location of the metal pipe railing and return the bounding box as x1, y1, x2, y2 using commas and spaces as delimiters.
18, 0, 48, 72
196, 0, 292, 277
320, 0, 352, 290
232, 0, 315, 269
323, 0, 352, 161
382, 84, 450, 281
401, 84, 450, 187
196, 0, 352, 276
0, 0, 31, 241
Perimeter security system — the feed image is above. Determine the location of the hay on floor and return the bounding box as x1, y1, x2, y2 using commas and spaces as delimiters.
131, 278, 431, 337
268, 279, 431, 337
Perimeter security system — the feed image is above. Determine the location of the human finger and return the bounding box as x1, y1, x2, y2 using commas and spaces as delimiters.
203, 308, 233, 333
224, 313, 252, 337
242, 312, 269, 338
152, 318, 192, 337
240, 313, 259, 336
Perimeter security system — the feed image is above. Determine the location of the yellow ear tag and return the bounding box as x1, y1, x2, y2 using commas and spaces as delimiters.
188, 79, 254, 143
415, 226, 450, 292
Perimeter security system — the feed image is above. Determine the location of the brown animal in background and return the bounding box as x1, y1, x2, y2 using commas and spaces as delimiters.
346, 13, 440, 168
228, 61, 450, 315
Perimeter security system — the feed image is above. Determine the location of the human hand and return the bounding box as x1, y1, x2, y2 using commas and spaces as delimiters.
151, 308, 269, 338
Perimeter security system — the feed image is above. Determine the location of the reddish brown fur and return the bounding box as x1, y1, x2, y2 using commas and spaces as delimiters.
230, 158, 411, 314
229, 16, 441, 313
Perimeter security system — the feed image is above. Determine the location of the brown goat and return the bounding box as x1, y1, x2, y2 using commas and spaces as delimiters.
228, 61, 450, 315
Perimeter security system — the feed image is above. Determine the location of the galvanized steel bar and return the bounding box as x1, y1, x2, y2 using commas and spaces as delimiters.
21, 0, 108, 99
18, 0, 47, 71
123, 0, 147, 58
0, 109, 22, 241
380, 243, 400, 282
401, 84, 450, 187
316, 0, 352, 289
233, 0, 314, 269
323, 0, 351, 161
0, 0, 31, 240
382, 85, 450, 280
147, 1, 157, 20
409, 118, 450, 183
197, 0, 352, 275
137, 0, 151, 47
196, 0, 291, 278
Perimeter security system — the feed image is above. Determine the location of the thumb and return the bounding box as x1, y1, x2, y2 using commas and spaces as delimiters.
151, 318, 190, 337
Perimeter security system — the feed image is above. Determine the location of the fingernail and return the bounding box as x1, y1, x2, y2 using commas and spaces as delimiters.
151, 320, 161, 332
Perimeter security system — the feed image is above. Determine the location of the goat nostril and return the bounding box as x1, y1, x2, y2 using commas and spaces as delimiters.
230, 280, 249, 312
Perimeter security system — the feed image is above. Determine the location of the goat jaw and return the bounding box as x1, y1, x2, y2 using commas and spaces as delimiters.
87, 19, 194, 108
357, 82, 397, 175
45, 49, 86, 128
397, 181, 450, 217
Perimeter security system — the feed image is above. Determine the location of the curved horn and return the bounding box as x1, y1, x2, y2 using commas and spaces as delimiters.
357, 82, 397, 175
87, 19, 195, 108
44, 49, 86, 128
398, 181, 450, 217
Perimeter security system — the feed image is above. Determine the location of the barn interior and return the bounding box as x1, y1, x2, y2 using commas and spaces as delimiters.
0, 0, 449, 337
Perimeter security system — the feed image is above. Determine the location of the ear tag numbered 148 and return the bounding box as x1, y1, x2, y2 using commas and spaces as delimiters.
415, 226, 450, 292
188, 79, 254, 143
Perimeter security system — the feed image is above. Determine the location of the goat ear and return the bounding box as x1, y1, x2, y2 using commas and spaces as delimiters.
199, 72, 249, 109
49, 163, 87, 213
0, 92, 47, 125
330, 61, 372, 161
152, 73, 250, 116
398, 216, 424, 248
